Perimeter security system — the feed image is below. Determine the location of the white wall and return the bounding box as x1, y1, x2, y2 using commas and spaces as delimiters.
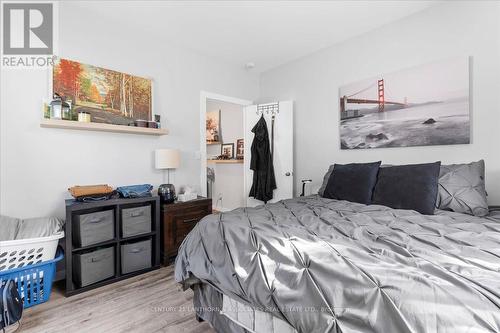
0, 2, 259, 218
3, 1, 500, 218
259, 1, 500, 203
206, 99, 245, 211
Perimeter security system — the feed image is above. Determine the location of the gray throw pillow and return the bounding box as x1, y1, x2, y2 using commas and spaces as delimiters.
318, 165, 334, 197
437, 160, 488, 217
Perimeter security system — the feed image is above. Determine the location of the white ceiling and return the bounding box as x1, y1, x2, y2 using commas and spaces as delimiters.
66, 1, 438, 73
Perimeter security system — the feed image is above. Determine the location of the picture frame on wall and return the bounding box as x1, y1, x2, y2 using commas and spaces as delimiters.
339, 57, 470, 149
221, 143, 234, 159
236, 139, 244, 159
206, 109, 221, 143
52, 58, 153, 125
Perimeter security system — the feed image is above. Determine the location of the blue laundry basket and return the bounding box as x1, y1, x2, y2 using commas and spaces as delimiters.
0, 249, 63, 308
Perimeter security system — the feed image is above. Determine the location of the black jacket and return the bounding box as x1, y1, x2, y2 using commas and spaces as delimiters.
249, 115, 276, 203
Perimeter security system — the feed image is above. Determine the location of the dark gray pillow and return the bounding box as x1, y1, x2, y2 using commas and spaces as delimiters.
437, 160, 488, 216
318, 165, 334, 197
372, 162, 441, 215
319, 164, 390, 197
323, 161, 381, 204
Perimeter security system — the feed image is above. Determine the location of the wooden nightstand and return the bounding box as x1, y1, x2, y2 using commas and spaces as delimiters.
160, 197, 212, 264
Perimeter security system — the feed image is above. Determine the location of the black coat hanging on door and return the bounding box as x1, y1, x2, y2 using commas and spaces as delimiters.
249, 115, 276, 203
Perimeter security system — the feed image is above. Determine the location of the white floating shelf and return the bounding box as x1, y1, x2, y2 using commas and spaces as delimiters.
40, 119, 168, 136
207, 159, 243, 164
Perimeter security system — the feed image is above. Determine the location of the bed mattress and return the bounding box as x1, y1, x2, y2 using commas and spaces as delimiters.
176, 195, 500, 333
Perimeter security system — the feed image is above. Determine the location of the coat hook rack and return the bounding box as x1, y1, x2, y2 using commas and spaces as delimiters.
256, 103, 279, 116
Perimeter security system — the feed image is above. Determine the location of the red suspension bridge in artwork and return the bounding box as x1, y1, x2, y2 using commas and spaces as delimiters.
340, 79, 408, 114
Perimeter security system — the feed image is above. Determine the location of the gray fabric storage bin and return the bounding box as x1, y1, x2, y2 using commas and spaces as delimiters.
121, 239, 151, 274
74, 210, 114, 247
122, 206, 151, 237
73, 247, 115, 287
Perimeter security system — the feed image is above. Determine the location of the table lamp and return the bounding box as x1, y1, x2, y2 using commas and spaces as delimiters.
155, 149, 180, 203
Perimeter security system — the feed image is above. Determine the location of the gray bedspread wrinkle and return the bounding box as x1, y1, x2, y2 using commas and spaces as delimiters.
175, 195, 500, 333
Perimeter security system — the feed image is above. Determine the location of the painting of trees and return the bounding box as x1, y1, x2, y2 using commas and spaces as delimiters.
79, 77, 92, 101
52, 58, 152, 125
131, 76, 152, 120
101, 68, 120, 110
53, 59, 82, 103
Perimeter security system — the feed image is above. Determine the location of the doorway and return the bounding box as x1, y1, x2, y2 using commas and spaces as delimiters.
200, 92, 294, 211
200, 92, 252, 212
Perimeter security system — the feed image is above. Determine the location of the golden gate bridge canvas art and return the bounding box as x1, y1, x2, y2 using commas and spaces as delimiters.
339, 57, 470, 149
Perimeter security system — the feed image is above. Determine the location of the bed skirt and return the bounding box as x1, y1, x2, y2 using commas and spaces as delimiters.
192, 283, 248, 333
193, 283, 296, 333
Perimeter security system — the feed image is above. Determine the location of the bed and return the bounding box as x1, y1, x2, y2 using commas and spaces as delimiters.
175, 195, 500, 333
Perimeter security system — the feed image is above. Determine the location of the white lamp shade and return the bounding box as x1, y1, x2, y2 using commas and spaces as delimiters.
155, 149, 180, 169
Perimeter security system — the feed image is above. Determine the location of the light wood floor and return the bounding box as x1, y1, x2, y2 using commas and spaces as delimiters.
12, 266, 215, 333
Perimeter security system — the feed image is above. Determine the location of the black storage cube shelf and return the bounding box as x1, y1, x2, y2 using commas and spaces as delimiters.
65, 197, 160, 296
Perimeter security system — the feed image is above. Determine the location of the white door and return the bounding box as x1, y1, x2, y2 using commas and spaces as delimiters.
244, 101, 293, 207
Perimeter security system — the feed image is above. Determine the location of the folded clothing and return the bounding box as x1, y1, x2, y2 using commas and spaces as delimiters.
0, 215, 64, 241
77, 191, 119, 202
0, 215, 21, 241
68, 184, 114, 198
16, 217, 64, 239
117, 184, 153, 198
68, 184, 117, 202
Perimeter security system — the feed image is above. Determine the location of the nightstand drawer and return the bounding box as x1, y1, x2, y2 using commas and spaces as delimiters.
173, 212, 205, 246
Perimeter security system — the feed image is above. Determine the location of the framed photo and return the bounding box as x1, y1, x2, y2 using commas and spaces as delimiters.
52, 58, 152, 125
236, 139, 244, 159
339, 57, 470, 149
221, 143, 234, 159
206, 110, 221, 143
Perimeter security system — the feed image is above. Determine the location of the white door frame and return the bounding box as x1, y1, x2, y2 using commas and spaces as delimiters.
199, 91, 253, 197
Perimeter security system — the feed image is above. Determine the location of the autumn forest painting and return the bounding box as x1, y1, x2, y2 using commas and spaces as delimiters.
53, 58, 152, 125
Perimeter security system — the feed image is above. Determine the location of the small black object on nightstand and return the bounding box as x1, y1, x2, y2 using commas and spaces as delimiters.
158, 183, 176, 204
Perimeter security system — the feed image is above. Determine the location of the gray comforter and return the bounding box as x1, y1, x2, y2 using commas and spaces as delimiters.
175, 196, 500, 333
